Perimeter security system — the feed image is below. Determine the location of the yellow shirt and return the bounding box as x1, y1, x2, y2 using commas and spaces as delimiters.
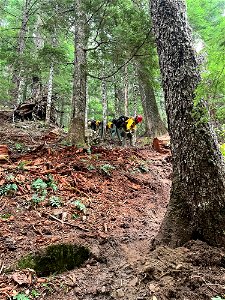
125, 118, 136, 131
107, 121, 113, 129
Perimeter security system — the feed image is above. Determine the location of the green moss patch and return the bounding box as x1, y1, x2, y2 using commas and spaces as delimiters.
17, 243, 90, 277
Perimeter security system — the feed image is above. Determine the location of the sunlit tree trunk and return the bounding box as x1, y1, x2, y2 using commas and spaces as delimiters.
151, 0, 225, 247
45, 62, 54, 124
69, 0, 87, 145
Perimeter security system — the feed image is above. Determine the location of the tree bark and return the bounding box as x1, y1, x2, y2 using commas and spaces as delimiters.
136, 59, 167, 137
12, 0, 30, 104
101, 78, 107, 140
114, 80, 123, 117
45, 62, 54, 124
124, 65, 129, 116
69, 0, 87, 145
151, 0, 225, 247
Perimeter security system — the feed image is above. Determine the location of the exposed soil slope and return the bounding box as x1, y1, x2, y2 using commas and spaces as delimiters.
0, 122, 225, 300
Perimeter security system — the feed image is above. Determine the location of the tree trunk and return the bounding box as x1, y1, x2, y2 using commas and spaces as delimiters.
124, 65, 129, 116
151, 0, 225, 247
114, 81, 123, 117
12, 0, 30, 103
69, 0, 87, 145
136, 59, 167, 137
31, 76, 42, 103
45, 62, 54, 124
101, 78, 107, 140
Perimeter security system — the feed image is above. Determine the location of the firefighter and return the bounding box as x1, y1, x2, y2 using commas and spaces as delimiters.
88, 120, 101, 132
113, 115, 143, 146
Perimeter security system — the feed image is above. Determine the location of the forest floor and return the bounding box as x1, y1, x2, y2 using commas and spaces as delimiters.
0, 121, 225, 300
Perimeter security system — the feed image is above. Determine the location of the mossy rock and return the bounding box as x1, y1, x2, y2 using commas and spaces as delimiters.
18, 243, 90, 276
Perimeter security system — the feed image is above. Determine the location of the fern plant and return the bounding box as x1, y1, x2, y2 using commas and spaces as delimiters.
49, 196, 61, 207
73, 200, 86, 212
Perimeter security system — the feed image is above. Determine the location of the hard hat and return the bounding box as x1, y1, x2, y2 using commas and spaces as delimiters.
135, 115, 143, 123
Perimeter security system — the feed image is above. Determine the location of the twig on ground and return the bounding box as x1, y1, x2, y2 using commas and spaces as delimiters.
46, 213, 89, 232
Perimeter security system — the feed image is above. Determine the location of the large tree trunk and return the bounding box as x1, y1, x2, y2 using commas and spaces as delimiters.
136, 59, 167, 137
151, 0, 225, 247
69, 0, 87, 145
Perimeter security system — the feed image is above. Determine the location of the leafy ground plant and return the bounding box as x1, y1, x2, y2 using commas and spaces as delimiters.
100, 163, 115, 175
49, 196, 61, 207
73, 200, 86, 213
13, 293, 30, 300
31, 178, 47, 204
0, 183, 18, 196
31, 175, 58, 205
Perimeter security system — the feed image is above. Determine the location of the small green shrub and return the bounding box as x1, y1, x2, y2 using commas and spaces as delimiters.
31, 175, 58, 205
100, 163, 115, 175
13, 293, 30, 300
73, 200, 86, 212
46, 174, 58, 191
31, 178, 47, 191
49, 196, 61, 207
0, 183, 18, 196
87, 164, 96, 171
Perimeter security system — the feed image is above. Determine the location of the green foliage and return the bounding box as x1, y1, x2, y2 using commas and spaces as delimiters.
211, 297, 225, 300
13, 293, 30, 300
187, 0, 225, 127
49, 196, 61, 207
220, 144, 225, 157
87, 164, 96, 171
31, 175, 58, 205
31, 289, 40, 298
15, 143, 25, 152
72, 213, 80, 220
0, 183, 18, 196
32, 191, 47, 204
100, 163, 115, 175
46, 174, 58, 191
0, 212, 12, 219
31, 178, 47, 191
73, 200, 86, 212
17, 243, 90, 277
31, 178, 47, 204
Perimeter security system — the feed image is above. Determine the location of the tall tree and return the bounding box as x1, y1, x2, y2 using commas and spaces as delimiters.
136, 58, 167, 137
69, 0, 87, 145
151, 0, 225, 247
11, 0, 32, 103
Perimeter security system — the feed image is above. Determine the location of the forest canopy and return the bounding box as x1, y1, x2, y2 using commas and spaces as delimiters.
0, 0, 224, 141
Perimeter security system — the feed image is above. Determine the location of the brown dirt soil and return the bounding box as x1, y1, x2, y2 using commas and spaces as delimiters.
0, 122, 225, 300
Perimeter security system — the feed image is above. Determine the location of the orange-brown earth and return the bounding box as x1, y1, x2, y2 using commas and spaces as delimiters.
0, 122, 225, 300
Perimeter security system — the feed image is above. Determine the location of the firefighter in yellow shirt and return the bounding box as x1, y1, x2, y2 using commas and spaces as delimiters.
112, 115, 143, 146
